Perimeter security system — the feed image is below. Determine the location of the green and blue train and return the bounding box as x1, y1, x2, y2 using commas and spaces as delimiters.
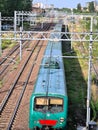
29, 24, 68, 130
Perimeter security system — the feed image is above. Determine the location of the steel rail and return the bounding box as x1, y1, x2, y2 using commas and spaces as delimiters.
0, 23, 50, 75
7, 39, 42, 130
0, 44, 19, 65
0, 41, 30, 75
0, 41, 38, 113
0, 23, 51, 130
7, 24, 51, 130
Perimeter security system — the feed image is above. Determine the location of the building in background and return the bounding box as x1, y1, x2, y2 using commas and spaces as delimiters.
86, 0, 98, 12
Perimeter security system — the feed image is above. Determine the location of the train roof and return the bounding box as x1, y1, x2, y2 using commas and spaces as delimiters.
34, 24, 67, 96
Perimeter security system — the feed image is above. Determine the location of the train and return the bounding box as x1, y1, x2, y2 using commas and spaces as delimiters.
29, 24, 68, 130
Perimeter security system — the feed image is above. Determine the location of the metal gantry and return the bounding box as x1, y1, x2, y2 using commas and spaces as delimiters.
14, 11, 37, 31
0, 31, 98, 41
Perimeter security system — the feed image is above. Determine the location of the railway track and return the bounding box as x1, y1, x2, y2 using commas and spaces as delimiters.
0, 40, 44, 130
0, 23, 53, 78
0, 23, 53, 130
0, 23, 53, 102
0, 40, 30, 78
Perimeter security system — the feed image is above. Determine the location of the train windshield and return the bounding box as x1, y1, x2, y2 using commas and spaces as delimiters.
34, 97, 63, 113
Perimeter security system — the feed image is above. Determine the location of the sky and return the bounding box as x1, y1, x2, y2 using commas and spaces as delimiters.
33, 0, 93, 8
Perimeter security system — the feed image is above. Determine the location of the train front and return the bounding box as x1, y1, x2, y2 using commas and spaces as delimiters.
29, 94, 68, 130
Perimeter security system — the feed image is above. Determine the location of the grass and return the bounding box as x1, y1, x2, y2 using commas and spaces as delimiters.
0, 80, 3, 88
63, 50, 87, 129
2, 40, 16, 50
65, 46, 98, 126
65, 19, 98, 129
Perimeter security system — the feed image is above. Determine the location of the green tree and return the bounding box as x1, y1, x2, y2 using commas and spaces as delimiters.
88, 1, 95, 13
0, 0, 33, 16
77, 3, 82, 12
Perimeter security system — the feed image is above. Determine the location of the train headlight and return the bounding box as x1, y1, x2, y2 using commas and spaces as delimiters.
34, 121, 39, 124
60, 117, 64, 123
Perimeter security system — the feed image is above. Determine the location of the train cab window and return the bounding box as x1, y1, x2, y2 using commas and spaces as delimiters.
34, 97, 63, 113
49, 98, 63, 113
34, 98, 48, 112
44, 58, 60, 69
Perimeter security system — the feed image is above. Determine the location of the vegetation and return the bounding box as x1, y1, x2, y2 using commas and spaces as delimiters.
63, 15, 98, 129
77, 3, 82, 13
0, 80, 3, 88
63, 50, 87, 129
58, 1, 96, 14
2, 40, 16, 50
91, 99, 98, 121
0, 0, 32, 16
88, 1, 95, 13
0, 0, 97, 16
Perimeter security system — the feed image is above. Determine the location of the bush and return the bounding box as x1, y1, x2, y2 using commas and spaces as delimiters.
2, 40, 16, 50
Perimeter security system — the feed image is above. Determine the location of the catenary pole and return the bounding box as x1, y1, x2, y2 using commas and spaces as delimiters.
14, 11, 17, 40
86, 16, 93, 129
19, 27, 22, 60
